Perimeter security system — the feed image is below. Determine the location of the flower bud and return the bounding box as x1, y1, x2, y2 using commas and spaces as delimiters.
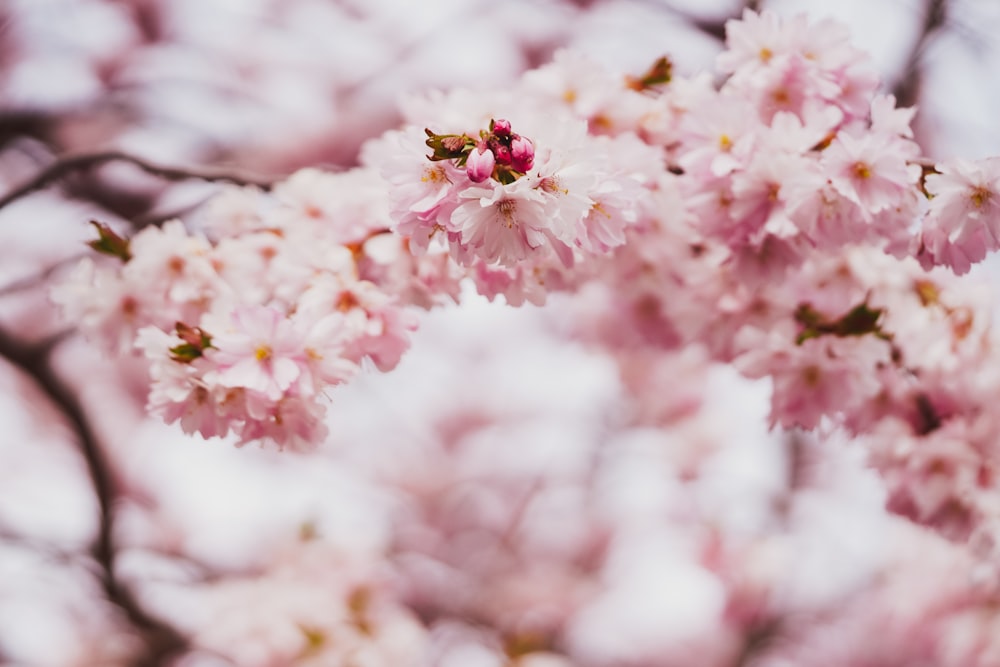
511, 135, 535, 172
491, 118, 512, 137
493, 143, 512, 166
466, 143, 495, 182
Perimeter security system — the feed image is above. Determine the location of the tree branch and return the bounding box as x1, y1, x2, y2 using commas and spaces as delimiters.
0, 150, 278, 211
891, 0, 948, 108
0, 327, 187, 666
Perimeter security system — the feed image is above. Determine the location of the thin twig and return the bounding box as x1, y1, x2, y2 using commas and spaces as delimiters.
0, 524, 84, 566
0, 150, 278, 211
0, 327, 187, 666
0, 253, 88, 298
131, 199, 213, 230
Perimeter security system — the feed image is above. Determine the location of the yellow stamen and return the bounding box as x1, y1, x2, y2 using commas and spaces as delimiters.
496, 199, 517, 228
337, 291, 360, 312
970, 186, 991, 208
539, 176, 568, 196
421, 166, 448, 183
802, 365, 821, 387
591, 202, 611, 219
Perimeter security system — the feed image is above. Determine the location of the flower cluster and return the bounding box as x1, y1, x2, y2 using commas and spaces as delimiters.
361, 85, 659, 305
426, 118, 536, 185
53, 9, 1000, 496
35, 6, 1000, 666
53, 168, 460, 449
471, 10, 1000, 560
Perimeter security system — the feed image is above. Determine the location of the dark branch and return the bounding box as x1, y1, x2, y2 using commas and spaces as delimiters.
0, 150, 278, 211
732, 617, 783, 667
0, 111, 58, 149
891, 0, 948, 108
0, 327, 187, 666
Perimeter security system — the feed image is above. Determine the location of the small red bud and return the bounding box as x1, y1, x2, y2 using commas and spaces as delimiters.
493, 144, 512, 166
492, 118, 512, 137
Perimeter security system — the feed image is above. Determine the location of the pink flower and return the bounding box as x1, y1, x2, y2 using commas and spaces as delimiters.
727, 153, 814, 243
451, 179, 554, 266
208, 306, 306, 401
916, 158, 1000, 273
236, 396, 330, 452
716, 10, 799, 75
298, 276, 416, 374
870, 94, 916, 139
361, 127, 461, 253
50, 258, 157, 353
784, 177, 867, 248
676, 96, 758, 178
735, 329, 890, 429
823, 132, 920, 215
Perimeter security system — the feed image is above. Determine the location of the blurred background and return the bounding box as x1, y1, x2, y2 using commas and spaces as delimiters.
1, 1, 1000, 665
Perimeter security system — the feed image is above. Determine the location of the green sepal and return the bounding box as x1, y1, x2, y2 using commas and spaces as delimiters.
168, 322, 213, 363
495, 168, 519, 185
627, 56, 673, 91
88, 220, 132, 262
794, 302, 887, 345
425, 129, 473, 161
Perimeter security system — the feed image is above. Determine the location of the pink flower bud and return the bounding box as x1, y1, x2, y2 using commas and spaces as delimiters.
491, 118, 512, 137
493, 143, 512, 166
511, 135, 534, 172
466, 143, 495, 182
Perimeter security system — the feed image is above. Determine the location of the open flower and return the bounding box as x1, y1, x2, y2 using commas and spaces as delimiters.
208, 306, 306, 401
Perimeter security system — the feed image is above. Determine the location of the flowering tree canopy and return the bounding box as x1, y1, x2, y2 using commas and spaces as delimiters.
5, 1, 1000, 665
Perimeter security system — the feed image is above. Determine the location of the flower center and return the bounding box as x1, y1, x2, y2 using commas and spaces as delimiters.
496, 199, 517, 228
421, 166, 448, 184
539, 176, 568, 196
970, 186, 992, 209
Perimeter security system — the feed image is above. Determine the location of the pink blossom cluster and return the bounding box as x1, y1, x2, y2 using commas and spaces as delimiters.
361, 83, 660, 306
35, 7, 1000, 664
51, 8, 1000, 544
520, 11, 1000, 558
53, 168, 460, 448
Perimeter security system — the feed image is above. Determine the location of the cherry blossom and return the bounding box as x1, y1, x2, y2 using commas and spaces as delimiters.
31, 7, 1000, 665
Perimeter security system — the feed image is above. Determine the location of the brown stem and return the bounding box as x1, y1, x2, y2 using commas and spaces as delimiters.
0, 150, 277, 211
0, 328, 187, 666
